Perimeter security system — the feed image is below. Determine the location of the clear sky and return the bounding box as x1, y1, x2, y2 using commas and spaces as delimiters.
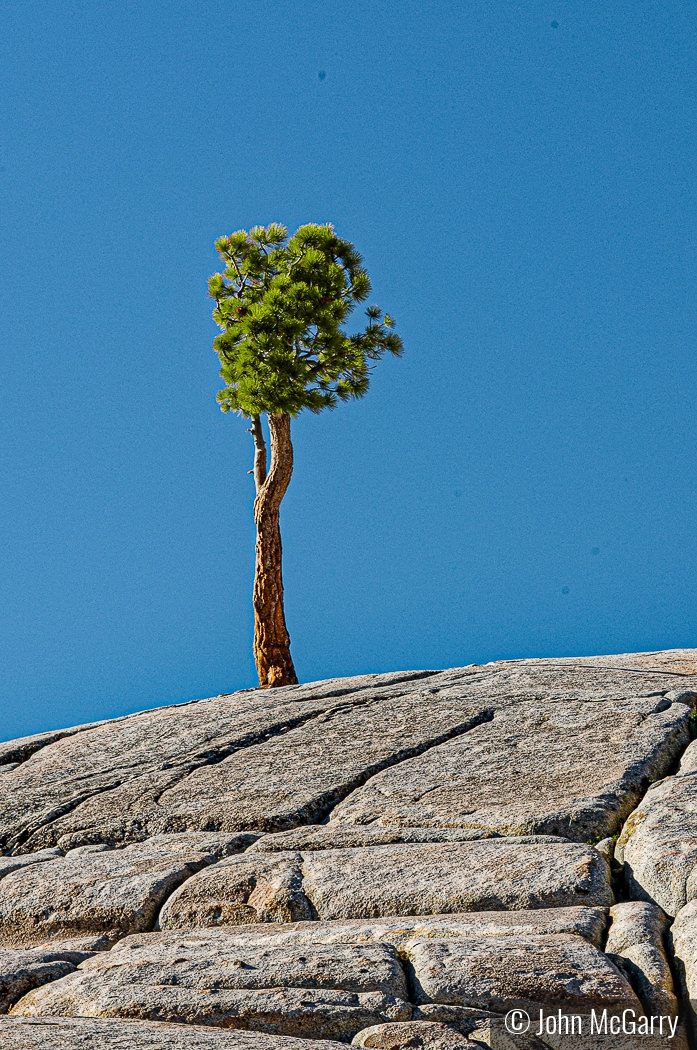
2, 1, 696, 742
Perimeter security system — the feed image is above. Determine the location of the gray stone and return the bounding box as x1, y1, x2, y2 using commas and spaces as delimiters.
352, 1021, 473, 1047
0, 946, 95, 1013
410, 1004, 497, 1040
12, 939, 412, 1041
250, 826, 500, 852
91, 832, 261, 858
0, 671, 461, 853
329, 697, 690, 841
568, 650, 697, 675
0, 842, 213, 948
617, 740, 697, 916
406, 934, 637, 1012
0, 849, 63, 880
0, 1015, 347, 1048
98, 906, 610, 955
36, 935, 113, 952
0, 721, 107, 767
0, 650, 695, 1049
605, 902, 677, 1018
158, 841, 612, 930
593, 838, 615, 865
667, 900, 697, 1031
1, 655, 695, 854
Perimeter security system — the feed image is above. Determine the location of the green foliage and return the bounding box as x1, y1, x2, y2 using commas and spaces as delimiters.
209, 223, 403, 416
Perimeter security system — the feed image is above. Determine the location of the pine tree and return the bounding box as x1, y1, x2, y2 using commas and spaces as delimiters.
209, 223, 403, 688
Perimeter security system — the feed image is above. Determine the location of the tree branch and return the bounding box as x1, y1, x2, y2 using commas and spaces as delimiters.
247, 415, 267, 492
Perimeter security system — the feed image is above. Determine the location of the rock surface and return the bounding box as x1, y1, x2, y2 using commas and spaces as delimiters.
406, 934, 637, 1011
157, 840, 612, 929
0, 671, 473, 853
352, 1021, 474, 1047
667, 899, 697, 1025
329, 697, 689, 841
0, 1016, 347, 1048
122, 908, 609, 951
605, 902, 677, 1018
0, 841, 214, 948
0, 946, 94, 1013
617, 739, 697, 916
13, 940, 412, 1041
2, 656, 695, 854
1, 649, 696, 1046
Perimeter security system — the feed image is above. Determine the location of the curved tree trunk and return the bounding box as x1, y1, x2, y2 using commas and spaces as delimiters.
251, 412, 298, 688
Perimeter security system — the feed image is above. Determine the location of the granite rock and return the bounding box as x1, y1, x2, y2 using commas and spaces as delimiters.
0, 650, 696, 1047
352, 1020, 473, 1047
666, 899, 697, 1015
158, 841, 612, 929
12, 939, 412, 1041
406, 934, 637, 1012
604, 902, 677, 1018
124, 907, 609, 952
0, 1015, 347, 1048
617, 740, 697, 916
0, 671, 473, 853
0, 849, 63, 880
2, 655, 695, 854
0, 946, 95, 1013
329, 698, 690, 842
0, 842, 213, 948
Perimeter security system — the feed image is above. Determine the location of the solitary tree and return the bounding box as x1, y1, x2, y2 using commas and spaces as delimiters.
209, 223, 402, 688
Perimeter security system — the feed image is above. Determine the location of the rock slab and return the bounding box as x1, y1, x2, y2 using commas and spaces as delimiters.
0, 841, 213, 948
158, 841, 612, 930
12, 940, 412, 1042
0, 1015, 347, 1048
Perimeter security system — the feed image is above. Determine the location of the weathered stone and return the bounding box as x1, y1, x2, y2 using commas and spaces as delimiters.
0, 842, 213, 948
566, 650, 697, 675
12, 939, 412, 1041
36, 934, 113, 952
0, 721, 106, 766
0, 849, 63, 880
329, 697, 690, 841
157, 907, 610, 949
1, 655, 694, 854
158, 841, 612, 930
406, 934, 637, 1011
159, 850, 312, 928
410, 1004, 495, 1039
617, 740, 697, 916
667, 900, 697, 1030
251, 826, 496, 852
0, 1015, 347, 1048
0, 671, 466, 853
77, 832, 261, 859
0, 651, 695, 1048
605, 902, 677, 1018
89, 907, 609, 961
593, 838, 615, 866
0, 946, 94, 1013
299, 842, 613, 919
249, 826, 567, 852
352, 1020, 473, 1047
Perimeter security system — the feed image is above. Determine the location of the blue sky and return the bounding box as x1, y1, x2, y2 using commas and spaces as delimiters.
2, 1, 696, 741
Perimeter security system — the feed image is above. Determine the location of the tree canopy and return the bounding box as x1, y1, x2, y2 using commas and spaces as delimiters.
208, 223, 403, 417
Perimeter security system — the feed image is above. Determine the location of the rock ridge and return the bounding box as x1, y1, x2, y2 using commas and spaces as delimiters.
0, 648, 696, 1048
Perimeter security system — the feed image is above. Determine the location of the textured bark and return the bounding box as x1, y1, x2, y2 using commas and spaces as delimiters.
252, 413, 298, 688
